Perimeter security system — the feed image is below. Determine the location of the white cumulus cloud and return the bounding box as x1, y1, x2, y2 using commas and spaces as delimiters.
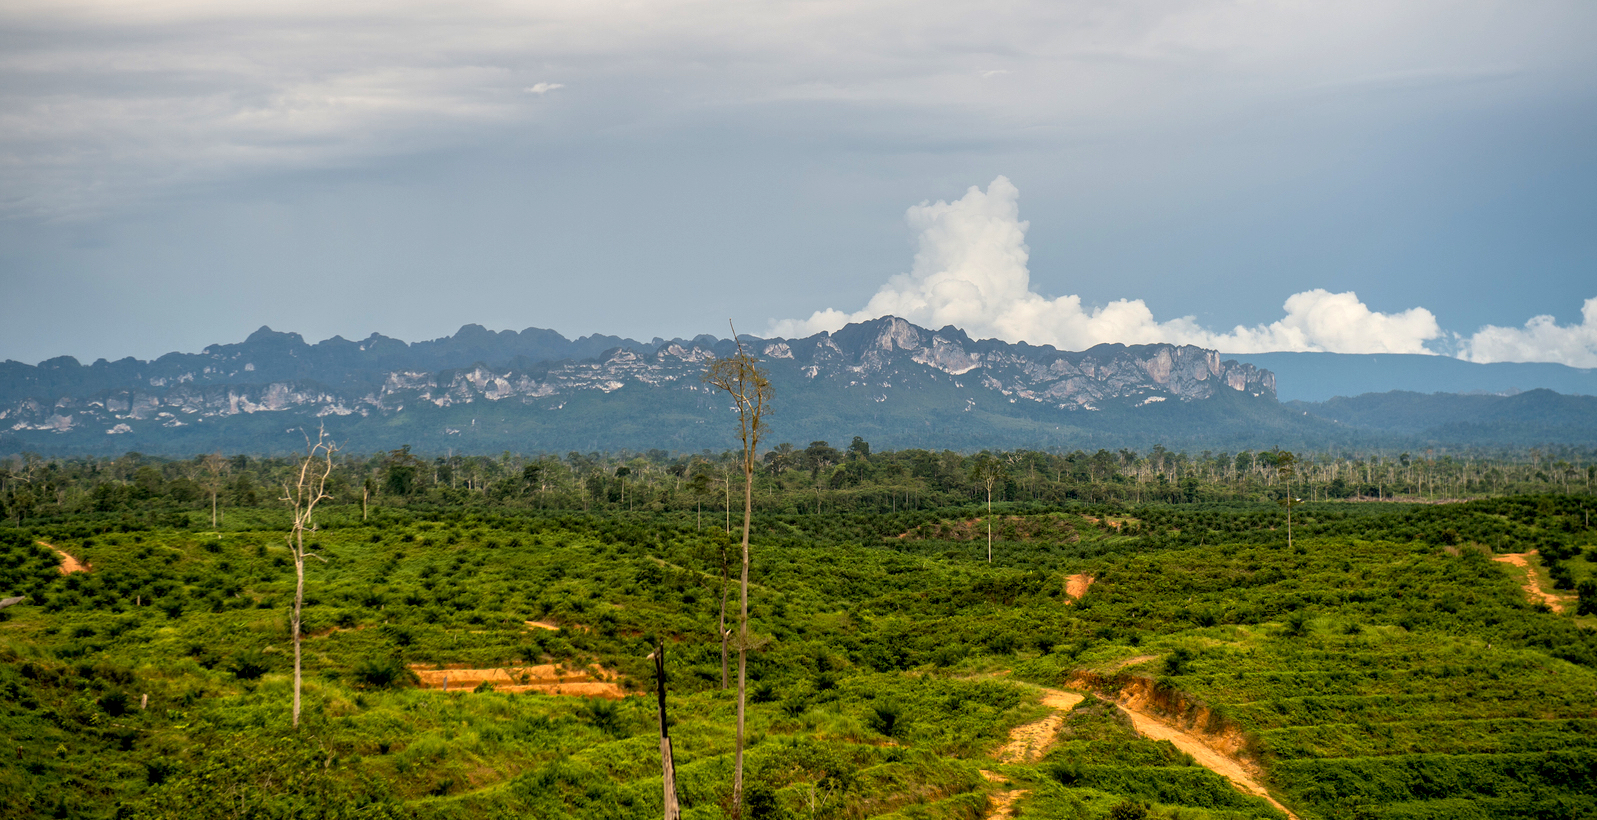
523, 83, 564, 95
767, 176, 1442, 355
1461, 298, 1597, 367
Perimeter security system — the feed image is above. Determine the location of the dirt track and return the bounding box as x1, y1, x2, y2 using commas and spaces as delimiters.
1104, 654, 1159, 672
38, 541, 88, 574
1116, 702, 1297, 819
1494, 552, 1568, 613
1043, 673, 1297, 819
980, 769, 1023, 820
983, 687, 1086, 818
995, 688, 1084, 763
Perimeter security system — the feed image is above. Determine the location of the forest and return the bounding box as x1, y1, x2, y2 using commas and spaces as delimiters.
3, 439, 1595, 527
2, 436, 1596, 819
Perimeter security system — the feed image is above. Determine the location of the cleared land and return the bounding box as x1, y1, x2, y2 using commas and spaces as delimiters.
3, 494, 1594, 819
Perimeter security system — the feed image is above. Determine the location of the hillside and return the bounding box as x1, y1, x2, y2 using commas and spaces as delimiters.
2, 495, 1595, 818
1288, 389, 1597, 447
1232, 351, 1597, 402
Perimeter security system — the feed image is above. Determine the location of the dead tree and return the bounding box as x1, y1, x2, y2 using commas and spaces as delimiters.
702, 323, 772, 818
283, 427, 337, 728
650, 641, 681, 820
1274, 449, 1301, 550
715, 535, 732, 690
970, 454, 1004, 563
200, 452, 230, 528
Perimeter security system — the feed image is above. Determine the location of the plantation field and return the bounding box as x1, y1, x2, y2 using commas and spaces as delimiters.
2, 495, 1595, 819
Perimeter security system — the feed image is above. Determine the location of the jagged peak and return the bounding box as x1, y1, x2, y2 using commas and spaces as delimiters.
243, 326, 307, 346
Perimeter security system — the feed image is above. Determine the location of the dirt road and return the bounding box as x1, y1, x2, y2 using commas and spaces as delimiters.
995, 688, 1085, 763
1493, 552, 1568, 613
983, 687, 1086, 818
1114, 700, 1297, 819
38, 541, 88, 574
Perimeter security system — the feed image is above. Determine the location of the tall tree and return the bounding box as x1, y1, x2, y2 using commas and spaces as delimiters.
1273, 449, 1301, 550
283, 427, 337, 729
970, 454, 1005, 563
702, 325, 772, 818
763, 442, 797, 476
803, 441, 840, 514
686, 469, 712, 531
522, 463, 544, 509
200, 452, 230, 528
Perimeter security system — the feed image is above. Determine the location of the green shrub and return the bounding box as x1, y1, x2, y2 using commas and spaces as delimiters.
1105, 799, 1149, 820
351, 655, 414, 690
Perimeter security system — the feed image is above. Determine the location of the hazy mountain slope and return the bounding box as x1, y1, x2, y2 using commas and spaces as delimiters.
1234, 351, 1597, 402
1289, 389, 1597, 447
0, 324, 655, 405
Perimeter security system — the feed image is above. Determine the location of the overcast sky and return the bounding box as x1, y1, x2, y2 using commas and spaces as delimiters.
3, 0, 1595, 366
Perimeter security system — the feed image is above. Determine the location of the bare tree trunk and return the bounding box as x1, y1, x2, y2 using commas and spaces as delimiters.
733, 459, 752, 816
284, 427, 336, 730
293, 529, 305, 727
719, 553, 731, 690
362, 486, 368, 521
211, 489, 218, 528
654, 642, 681, 820
702, 325, 771, 820
986, 486, 993, 563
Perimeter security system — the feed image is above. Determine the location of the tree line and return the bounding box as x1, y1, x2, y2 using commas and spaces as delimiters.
4, 442, 1594, 527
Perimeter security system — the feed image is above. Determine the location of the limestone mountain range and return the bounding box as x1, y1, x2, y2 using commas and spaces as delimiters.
1, 317, 1591, 454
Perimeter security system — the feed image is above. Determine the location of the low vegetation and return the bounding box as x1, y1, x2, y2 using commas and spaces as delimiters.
2, 479, 1595, 818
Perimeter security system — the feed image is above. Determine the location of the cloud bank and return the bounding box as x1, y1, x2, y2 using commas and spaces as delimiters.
769, 177, 1445, 356
3, 1, 1590, 218
1461, 299, 1597, 368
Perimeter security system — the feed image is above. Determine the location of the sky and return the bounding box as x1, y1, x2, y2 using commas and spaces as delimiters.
2, 0, 1595, 367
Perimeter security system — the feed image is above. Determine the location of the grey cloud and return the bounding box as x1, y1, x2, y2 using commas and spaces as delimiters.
5, 0, 1591, 218
1, 0, 1594, 367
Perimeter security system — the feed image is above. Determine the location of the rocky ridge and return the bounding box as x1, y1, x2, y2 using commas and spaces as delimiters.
1, 318, 1273, 445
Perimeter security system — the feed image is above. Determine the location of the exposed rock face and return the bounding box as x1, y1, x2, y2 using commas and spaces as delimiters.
0, 316, 1274, 447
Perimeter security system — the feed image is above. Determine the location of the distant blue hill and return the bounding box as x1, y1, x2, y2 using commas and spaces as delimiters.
1227, 352, 1597, 402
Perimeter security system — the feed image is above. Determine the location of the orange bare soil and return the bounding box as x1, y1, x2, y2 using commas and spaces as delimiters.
1064, 573, 1094, 600
1493, 551, 1570, 613
409, 663, 627, 698
1081, 516, 1140, 529
38, 541, 88, 574
982, 687, 1086, 819
994, 688, 1085, 764
1082, 676, 1298, 819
